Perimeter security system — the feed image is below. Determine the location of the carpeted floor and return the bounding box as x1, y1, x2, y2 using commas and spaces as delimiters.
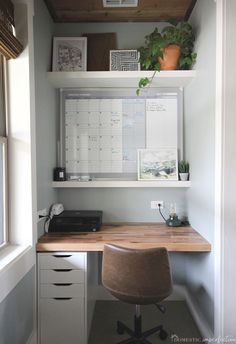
89, 301, 202, 344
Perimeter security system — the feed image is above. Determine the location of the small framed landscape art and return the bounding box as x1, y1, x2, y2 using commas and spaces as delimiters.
52, 37, 87, 71
138, 148, 178, 180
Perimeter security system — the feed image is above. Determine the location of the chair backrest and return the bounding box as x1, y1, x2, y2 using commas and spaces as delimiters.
102, 244, 173, 305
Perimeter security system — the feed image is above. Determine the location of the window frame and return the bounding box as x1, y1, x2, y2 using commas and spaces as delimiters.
0, 136, 8, 249
0, 54, 8, 250
0, 1, 36, 306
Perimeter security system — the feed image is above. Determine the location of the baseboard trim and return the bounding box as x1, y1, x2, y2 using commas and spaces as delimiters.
176, 285, 214, 339
26, 329, 37, 344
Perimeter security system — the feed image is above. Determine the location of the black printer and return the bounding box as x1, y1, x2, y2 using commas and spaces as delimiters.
48, 210, 103, 233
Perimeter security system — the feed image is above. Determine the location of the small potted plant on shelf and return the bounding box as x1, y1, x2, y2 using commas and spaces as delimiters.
136, 21, 197, 95
178, 160, 190, 181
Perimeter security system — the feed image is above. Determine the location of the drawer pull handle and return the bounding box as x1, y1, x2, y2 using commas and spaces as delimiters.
53, 255, 72, 258
53, 297, 72, 300
53, 283, 72, 286
53, 269, 72, 272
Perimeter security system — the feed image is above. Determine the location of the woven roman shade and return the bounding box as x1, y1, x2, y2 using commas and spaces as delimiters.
0, 0, 23, 59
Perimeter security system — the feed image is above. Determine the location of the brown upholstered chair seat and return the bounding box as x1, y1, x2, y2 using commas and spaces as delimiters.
102, 244, 173, 343
105, 286, 172, 305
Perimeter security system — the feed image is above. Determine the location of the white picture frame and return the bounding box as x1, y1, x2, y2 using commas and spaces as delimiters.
52, 37, 87, 71
138, 148, 178, 180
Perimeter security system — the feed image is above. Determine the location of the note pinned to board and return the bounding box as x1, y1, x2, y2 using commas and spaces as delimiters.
146, 98, 178, 149
146, 101, 167, 112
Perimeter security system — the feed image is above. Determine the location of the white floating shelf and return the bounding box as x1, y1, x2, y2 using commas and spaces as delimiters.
47, 70, 196, 89
52, 181, 191, 188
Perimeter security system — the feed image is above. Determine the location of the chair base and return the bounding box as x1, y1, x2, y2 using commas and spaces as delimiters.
116, 315, 168, 344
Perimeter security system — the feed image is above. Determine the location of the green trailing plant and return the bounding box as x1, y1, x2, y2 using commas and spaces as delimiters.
178, 160, 190, 173
136, 21, 197, 95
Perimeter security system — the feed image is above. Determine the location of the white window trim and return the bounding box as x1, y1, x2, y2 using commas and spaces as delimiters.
0, 245, 35, 303
0, 137, 8, 249
0, 0, 37, 300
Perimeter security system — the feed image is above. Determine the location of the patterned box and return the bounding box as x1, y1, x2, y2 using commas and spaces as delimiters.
110, 50, 140, 71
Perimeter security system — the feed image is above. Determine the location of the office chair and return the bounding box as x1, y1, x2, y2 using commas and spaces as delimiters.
102, 244, 173, 344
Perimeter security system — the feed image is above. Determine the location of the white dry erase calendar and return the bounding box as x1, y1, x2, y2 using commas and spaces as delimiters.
60, 89, 183, 180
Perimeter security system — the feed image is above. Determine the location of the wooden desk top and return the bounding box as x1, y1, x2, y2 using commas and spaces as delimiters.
36, 223, 211, 253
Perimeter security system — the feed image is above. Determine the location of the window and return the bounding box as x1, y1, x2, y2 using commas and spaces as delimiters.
0, 55, 7, 248
0, 0, 23, 250
0, 1, 36, 303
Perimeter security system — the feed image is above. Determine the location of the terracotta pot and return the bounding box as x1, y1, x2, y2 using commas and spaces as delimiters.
158, 44, 181, 70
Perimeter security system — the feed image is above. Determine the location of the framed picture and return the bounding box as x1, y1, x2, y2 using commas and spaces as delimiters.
110, 50, 140, 71
138, 148, 178, 180
52, 37, 87, 71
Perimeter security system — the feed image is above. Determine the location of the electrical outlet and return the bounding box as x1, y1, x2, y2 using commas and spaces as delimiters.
37, 208, 47, 222
151, 201, 164, 209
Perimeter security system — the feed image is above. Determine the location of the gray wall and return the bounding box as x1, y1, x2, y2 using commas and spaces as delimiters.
59, 188, 187, 223
54, 22, 168, 50
34, 0, 58, 237
0, 268, 34, 344
184, 0, 216, 332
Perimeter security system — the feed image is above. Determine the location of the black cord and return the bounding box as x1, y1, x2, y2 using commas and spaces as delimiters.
158, 204, 167, 222
43, 215, 51, 233
39, 215, 50, 219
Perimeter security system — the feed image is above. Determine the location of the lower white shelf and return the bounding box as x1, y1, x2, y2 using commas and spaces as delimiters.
52, 181, 191, 188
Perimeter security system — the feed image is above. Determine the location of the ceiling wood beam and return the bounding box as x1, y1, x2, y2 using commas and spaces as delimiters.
44, 0, 197, 23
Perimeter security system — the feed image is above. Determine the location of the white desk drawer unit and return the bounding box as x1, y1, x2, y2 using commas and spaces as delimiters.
38, 252, 87, 344
40, 269, 84, 283
40, 283, 85, 298
40, 298, 84, 344
39, 252, 85, 270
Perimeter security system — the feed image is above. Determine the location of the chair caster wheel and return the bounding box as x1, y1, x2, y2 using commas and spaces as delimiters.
117, 322, 125, 335
159, 329, 168, 340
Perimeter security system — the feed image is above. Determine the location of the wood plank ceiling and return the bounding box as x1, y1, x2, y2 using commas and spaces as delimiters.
44, 0, 197, 23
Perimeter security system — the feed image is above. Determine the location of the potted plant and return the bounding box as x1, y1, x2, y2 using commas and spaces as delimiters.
137, 21, 197, 95
178, 160, 190, 181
